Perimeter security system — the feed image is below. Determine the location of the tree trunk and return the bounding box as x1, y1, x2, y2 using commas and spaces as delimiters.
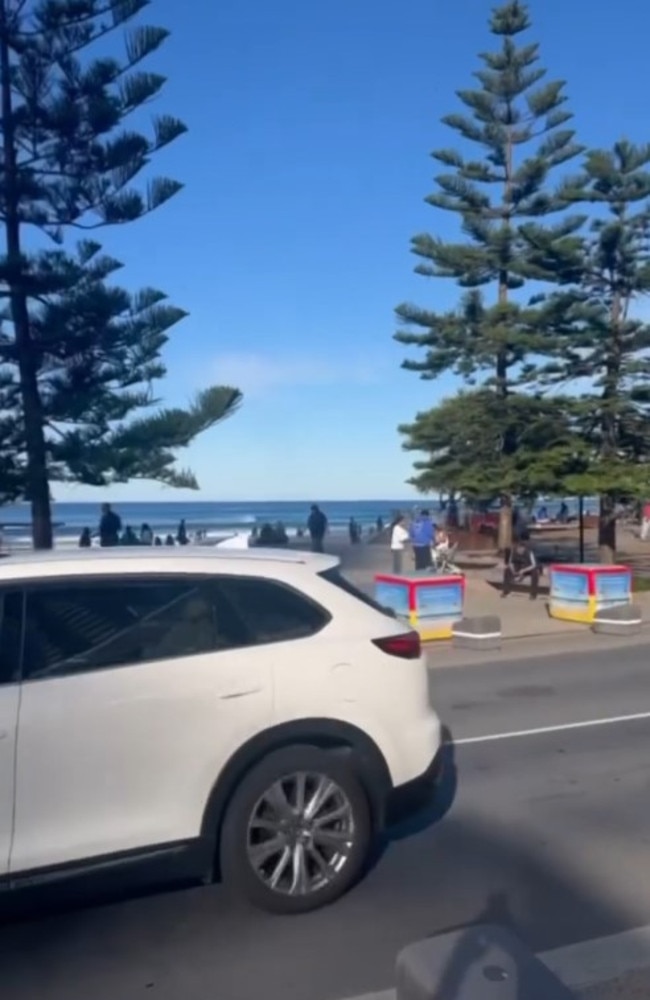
598, 493, 616, 564
495, 344, 512, 554
493, 120, 515, 559
17, 339, 53, 549
0, 5, 53, 549
498, 494, 512, 554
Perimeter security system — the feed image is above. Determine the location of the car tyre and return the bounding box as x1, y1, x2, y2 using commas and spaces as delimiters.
219, 745, 371, 914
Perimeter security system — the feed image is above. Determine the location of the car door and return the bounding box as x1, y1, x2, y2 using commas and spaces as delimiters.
10, 574, 272, 874
0, 590, 24, 876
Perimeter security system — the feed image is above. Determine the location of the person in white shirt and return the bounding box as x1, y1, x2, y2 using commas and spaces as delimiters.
390, 514, 410, 574
432, 526, 449, 568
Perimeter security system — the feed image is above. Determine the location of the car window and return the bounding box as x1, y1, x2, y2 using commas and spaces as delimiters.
318, 567, 396, 617
22, 577, 248, 681
0, 591, 24, 685
216, 576, 329, 645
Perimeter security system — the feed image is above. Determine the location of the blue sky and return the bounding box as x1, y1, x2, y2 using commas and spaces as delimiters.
56, 0, 650, 502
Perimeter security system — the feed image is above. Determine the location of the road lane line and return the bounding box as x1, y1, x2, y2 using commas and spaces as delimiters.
339, 992, 394, 1000
452, 709, 650, 746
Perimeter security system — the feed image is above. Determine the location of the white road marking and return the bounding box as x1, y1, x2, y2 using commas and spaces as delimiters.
542, 925, 650, 990
339, 925, 650, 1000
452, 709, 650, 746
339, 993, 394, 1000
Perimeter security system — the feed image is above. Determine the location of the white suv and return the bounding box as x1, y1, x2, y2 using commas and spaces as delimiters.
0, 547, 442, 914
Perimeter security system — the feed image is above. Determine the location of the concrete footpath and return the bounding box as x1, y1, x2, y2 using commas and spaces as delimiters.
334, 538, 650, 642
339, 926, 650, 1000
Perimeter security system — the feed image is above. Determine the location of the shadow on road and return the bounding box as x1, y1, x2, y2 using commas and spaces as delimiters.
1, 725, 648, 1000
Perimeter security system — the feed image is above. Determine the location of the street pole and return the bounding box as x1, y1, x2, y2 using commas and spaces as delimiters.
578, 495, 585, 563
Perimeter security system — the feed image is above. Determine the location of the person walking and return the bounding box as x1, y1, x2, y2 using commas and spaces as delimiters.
307, 504, 328, 553
410, 509, 434, 571
390, 515, 409, 574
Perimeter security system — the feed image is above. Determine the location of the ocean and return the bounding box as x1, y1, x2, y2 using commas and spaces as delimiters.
0, 499, 414, 546
0, 496, 600, 548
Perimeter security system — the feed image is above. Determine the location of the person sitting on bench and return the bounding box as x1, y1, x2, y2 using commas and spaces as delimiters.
503, 539, 540, 600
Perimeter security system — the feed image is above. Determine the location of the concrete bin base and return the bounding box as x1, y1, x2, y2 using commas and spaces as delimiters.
452, 615, 501, 651
396, 925, 575, 1000
592, 603, 642, 636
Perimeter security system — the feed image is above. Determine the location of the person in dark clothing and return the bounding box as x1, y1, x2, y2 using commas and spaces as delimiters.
165, 534, 175, 546
140, 523, 153, 545
121, 526, 139, 545
78, 527, 91, 548
348, 517, 360, 544
503, 540, 540, 600
99, 503, 121, 547
177, 519, 188, 545
307, 505, 327, 553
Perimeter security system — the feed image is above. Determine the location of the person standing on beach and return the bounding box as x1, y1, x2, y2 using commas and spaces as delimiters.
177, 519, 188, 545
348, 517, 360, 544
390, 515, 409, 574
140, 523, 153, 545
99, 503, 121, 547
307, 504, 327, 553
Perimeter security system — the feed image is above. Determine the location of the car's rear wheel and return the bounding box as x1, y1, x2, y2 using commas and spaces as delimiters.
219, 745, 371, 914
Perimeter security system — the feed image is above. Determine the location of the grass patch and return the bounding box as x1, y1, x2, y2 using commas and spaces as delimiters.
633, 576, 650, 593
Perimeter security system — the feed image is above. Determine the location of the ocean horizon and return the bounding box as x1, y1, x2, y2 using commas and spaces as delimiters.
0, 496, 599, 546
0, 499, 417, 545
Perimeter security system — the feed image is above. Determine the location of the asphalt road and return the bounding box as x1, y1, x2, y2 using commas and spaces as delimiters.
3, 642, 650, 1000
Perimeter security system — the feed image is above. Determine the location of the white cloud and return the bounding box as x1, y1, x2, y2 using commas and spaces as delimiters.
210, 351, 385, 396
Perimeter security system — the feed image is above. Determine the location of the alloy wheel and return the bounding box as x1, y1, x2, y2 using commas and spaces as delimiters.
246, 771, 355, 896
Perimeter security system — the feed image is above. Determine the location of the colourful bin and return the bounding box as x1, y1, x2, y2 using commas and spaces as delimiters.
549, 563, 632, 623
374, 573, 465, 641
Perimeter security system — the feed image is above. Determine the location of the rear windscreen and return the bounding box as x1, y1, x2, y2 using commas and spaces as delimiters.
318, 567, 396, 617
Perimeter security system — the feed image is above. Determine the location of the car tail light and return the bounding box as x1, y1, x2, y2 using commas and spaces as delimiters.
372, 631, 421, 660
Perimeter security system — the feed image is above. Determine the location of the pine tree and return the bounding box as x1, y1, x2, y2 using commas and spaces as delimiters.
0, 378, 24, 501
395, 0, 583, 548
0, 0, 190, 547
0, 242, 242, 493
529, 141, 650, 561
399, 389, 588, 504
